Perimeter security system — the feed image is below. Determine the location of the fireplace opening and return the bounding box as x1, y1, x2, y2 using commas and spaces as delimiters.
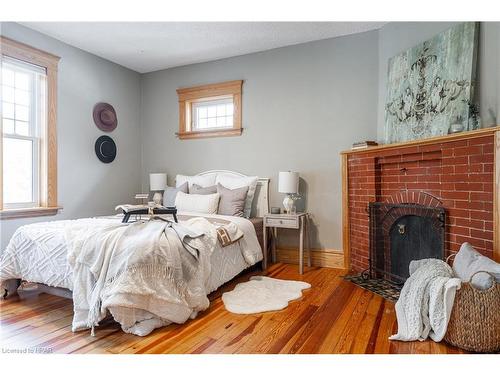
368, 202, 445, 284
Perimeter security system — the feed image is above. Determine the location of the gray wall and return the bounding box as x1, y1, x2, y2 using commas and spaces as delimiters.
140, 31, 379, 250
2, 22, 499, 253
377, 22, 500, 141
0, 23, 142, 250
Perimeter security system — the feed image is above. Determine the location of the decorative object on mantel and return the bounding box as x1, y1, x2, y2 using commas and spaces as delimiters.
94, 135, 116, 163
270, 207, 281, 214
278, 171, 299, 214
149, 173, 167, 205
449, 117, 465, 134
385, 22, 478, 143
351, 140, 378, 150
465, 100, 481, 130
93, 102, 118, 132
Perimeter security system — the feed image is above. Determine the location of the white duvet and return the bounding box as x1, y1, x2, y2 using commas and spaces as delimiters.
0, 212, 262, 336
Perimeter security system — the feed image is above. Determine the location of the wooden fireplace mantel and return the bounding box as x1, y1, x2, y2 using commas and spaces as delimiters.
341, 126, 500, 156
341, 126, 500, 272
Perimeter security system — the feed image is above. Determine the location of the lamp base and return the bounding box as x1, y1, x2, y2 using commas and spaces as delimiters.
283, 195, 294, 214
152, 192, 163, 205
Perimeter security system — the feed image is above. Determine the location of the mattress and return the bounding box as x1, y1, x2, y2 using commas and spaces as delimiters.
0, 212, 263, 295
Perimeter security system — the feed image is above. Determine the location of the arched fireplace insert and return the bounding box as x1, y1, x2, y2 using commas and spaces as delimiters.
368, 201, 446, 284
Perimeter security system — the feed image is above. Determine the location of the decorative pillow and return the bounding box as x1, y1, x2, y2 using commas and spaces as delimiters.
217, 183, 249, 217
216, 175, 258, 218
190, 184, 217, 195
453, 242, 500, 290
163, 182, 188, 207
176, 174, 216, 189
174, 191, 220, 214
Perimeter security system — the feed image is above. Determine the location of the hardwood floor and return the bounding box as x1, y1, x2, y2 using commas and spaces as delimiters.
0, 264, 467, 354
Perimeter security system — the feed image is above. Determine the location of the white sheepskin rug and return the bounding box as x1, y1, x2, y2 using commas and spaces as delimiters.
222, 276, 311, 314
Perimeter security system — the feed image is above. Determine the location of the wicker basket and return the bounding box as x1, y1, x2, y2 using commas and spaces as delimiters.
444, 263, 500, 353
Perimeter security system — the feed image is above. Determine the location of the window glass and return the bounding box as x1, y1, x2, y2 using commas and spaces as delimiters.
1, 57, 45, 208
192, 98, 234, 131
3, 137, 33, 204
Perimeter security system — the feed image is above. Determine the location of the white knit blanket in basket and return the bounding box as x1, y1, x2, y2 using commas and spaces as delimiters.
390, 258, 461, 342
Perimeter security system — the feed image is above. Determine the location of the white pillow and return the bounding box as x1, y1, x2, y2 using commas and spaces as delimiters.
216, 175, 258, 218
174, 191, 220, 214
453, 242, 500, 290
176, 174, 216, 189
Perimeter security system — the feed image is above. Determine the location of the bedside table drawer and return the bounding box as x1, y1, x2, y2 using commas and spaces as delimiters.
265, 217, 299, 229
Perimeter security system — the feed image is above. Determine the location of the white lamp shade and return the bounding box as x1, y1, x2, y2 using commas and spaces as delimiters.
149, 173, 167, 191
278, 171, 299, 194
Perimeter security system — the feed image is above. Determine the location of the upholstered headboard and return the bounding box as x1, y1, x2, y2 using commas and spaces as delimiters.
195, 170, 270, 217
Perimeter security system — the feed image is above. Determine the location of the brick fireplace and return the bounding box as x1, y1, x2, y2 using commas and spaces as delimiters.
341, 127, 500, 273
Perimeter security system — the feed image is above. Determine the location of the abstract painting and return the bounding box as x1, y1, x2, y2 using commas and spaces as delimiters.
385, 22, 478, 143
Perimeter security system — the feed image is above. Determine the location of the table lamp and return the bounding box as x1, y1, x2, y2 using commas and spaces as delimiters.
278, 171, 299, 214
149, 173, 167, 205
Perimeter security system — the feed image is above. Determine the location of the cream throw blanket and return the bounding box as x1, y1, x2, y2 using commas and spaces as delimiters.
66, 217, 217, 336
390, 258, 461, 342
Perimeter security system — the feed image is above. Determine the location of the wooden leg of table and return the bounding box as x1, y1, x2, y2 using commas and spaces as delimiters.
307, 216, 312, 267
299, 217, 304, 274
272, 227, 277, 263
263, 226, 268, 270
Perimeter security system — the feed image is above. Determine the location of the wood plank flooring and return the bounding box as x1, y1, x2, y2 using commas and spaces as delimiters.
0, 264, 467, 354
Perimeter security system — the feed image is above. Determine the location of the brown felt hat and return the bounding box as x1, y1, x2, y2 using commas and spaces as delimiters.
93, 102, 117, 132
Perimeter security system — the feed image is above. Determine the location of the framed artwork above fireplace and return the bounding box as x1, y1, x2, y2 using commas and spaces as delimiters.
385, 22, 479, 143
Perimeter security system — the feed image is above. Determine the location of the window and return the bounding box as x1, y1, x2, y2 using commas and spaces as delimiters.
176, 80, 242, 139
192, 98, 234, 131
2, 58, 45, 209
1, 37, 60, 219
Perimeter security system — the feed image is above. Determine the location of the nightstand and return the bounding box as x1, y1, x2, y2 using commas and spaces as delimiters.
263, 213, 311, 274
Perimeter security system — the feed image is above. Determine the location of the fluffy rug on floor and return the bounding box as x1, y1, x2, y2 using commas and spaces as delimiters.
222, 276, 311, 314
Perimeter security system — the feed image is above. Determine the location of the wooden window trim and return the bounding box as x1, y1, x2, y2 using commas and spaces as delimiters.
176, 80, 243, 140
0, 206, 61, 220
0, 36, 61, 218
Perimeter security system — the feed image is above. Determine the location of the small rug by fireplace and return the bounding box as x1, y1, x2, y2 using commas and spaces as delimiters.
344, 275, 402, 302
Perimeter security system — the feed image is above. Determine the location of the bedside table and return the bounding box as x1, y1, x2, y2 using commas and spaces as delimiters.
263, 213, 311, 274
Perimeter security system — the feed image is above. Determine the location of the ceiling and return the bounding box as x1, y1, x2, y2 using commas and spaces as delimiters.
21, 22, 385, 73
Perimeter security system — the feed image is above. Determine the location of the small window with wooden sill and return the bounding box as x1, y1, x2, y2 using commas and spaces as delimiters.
0, 37, 60, 219
176, 80, 242, 139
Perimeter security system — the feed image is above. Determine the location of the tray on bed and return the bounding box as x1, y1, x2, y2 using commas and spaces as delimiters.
121, 207, 178, 223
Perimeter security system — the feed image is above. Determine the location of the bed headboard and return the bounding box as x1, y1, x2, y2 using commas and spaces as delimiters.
195, 170, 270, 217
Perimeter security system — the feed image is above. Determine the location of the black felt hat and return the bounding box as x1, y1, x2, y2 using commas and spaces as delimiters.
95, 135, 116, 163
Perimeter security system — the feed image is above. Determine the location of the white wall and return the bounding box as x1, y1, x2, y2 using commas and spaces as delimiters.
0, 23, 142, 250
140, 31, 379, 250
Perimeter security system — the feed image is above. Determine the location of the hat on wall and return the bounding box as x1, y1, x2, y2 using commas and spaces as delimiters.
95, 135, 116, 163
93, 102, 117, 132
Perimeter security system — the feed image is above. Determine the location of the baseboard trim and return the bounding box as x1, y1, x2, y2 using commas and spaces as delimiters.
275, 247, 345, 269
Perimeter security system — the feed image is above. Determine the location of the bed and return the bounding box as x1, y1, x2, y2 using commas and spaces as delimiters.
0, 170, 270, 335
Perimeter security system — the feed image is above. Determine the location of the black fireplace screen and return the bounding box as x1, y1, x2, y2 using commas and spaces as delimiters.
368, 202, 445, 284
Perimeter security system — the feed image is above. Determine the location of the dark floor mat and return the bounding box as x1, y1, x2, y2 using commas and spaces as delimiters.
343, 274, 402, 302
